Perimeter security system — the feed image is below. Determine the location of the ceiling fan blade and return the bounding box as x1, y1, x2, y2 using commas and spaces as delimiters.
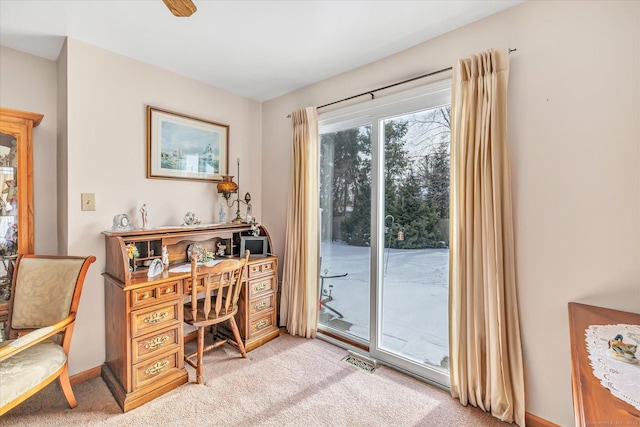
162, 0, 197, 17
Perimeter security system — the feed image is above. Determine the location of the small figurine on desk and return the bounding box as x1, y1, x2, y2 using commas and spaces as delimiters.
218, 205, 226, 223
182, 211, 201, 226
216, 242, 226, 257
140, 204, 149, 229
608, 334, 638, 364
162, 245, 169, 266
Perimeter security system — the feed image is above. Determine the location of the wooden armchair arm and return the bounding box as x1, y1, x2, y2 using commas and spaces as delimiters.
0, 314, 75, 362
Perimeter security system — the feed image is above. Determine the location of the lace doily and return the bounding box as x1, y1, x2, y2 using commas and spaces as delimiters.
585, 324, 640, 410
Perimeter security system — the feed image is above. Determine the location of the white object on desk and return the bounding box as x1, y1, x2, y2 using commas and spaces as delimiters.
147, 259, 164, 277
168, 259, 222, 273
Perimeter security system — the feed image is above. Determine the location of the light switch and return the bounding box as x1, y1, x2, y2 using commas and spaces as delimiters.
81, 193, 96, 211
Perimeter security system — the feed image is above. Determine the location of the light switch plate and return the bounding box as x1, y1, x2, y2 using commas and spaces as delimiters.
81, 193, 95, 211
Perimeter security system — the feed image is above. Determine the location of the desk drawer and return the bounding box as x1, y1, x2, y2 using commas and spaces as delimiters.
248, 310, 276, 339
131, 281, 180, 309
132, 326, 180, 364
132, 349, 180, 391
248, 276, 275, 299
131, 301, 179, 337
249, 294, 275, 317
247, 259, 276, 279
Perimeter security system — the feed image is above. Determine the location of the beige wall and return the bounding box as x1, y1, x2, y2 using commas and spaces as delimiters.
262, 1, 640, 425
0, 0, 638, 424
0, 46, 58, 254
62, 38, 262, 373
0, 39, 263, 375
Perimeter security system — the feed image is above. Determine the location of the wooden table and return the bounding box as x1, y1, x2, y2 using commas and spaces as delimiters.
568, 302, 640, 426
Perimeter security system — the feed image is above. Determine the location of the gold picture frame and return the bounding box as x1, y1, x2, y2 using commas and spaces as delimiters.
146, 106, 229, 182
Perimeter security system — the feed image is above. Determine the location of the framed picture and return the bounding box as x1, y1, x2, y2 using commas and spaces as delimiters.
147, 106, 229, 182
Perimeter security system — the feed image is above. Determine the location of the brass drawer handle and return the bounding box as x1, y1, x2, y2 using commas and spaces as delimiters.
145, 335, 170, 350
145, 360, 169, 375
139, 292, 152, 300
253, 282, 268, 292
254, 301, 267, 311
162, 287, 173, 294
144, 311, 168, 324
254, 319, 269, 330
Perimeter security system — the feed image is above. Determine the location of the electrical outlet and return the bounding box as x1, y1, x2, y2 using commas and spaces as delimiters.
81, 193, 95, 211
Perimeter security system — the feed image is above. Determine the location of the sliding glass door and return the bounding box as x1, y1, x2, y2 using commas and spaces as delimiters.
373, 107, 450, 385
318, 82, 451, 386
319, 122, 371, 344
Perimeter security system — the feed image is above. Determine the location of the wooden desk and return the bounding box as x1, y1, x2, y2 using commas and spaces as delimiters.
101, 224, 279, 412
568, 302, 640, 426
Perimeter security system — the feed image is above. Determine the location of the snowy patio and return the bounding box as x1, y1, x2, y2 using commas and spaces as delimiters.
319, 241, 450, 371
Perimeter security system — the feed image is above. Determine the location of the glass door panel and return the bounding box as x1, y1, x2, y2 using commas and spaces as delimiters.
319, 124, 371, 342
0, 132, 17, 306
374, 106, 451, 384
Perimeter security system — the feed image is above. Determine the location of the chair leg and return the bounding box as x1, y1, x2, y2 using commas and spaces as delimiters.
59, 363, 78, 409
228, 317, 247, 358
196, 326, 204, 384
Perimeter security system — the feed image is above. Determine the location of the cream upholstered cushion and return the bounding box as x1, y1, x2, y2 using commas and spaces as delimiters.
11, 258, 84, 329
0, 341, 67, 408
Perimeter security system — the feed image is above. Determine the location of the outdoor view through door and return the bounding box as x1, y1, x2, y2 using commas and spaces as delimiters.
319, 82, 451, 385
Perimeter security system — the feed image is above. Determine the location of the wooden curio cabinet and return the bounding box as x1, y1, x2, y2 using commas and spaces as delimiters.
0, 107, 43, 339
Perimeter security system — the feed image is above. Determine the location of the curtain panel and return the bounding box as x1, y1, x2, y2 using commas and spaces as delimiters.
279, 107, 319, 338
449, 49, 525, 426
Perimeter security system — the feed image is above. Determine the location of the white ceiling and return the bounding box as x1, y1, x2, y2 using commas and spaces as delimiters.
0, 0, 522, 102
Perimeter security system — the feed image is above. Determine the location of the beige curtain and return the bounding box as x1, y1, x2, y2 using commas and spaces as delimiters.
449, 49, 525, 426
280, 107, 319, 338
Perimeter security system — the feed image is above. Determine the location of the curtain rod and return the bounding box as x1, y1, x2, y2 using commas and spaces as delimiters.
287, 48, 517, 118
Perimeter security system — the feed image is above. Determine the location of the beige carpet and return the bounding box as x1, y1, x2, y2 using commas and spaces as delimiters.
2, 330, 510, 426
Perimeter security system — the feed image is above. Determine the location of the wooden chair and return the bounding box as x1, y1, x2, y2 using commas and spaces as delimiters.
183, 250, 249, 384
0, 254, 96, 416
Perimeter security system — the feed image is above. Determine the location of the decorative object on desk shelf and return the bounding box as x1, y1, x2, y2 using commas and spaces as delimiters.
147, 106, 229, 182
216, 241, 226, 257
140, 204, 150, 229
608, 334, 638, 364
162, 245, 169, 266
187, 243, 214, 262
218, 205, 227, 223
112, 214, 133, 232
247, 216, 261, 237
0, 198, 6, 216
147, 259, 164, 278
182, 211, 201, 226
217, 158, 251, 224
187, 243, 203, 262
126, 243, 139, 272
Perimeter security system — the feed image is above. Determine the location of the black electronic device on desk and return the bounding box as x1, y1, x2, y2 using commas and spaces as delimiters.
240, 235, 269, 258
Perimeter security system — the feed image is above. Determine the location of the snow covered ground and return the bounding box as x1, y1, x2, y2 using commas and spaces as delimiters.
320, 241, 449, 370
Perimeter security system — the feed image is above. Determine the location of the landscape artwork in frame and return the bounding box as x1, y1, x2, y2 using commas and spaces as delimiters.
147, 106, 229, 182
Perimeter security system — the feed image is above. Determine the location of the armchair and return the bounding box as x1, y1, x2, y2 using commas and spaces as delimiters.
0, 255, 96, 416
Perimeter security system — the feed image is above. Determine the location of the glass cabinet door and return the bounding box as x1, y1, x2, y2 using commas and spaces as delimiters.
0, 132, 17, 306
0, 108, 42, 340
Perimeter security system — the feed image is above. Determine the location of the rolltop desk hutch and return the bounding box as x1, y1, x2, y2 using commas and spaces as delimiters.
101, 223, 279, 411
